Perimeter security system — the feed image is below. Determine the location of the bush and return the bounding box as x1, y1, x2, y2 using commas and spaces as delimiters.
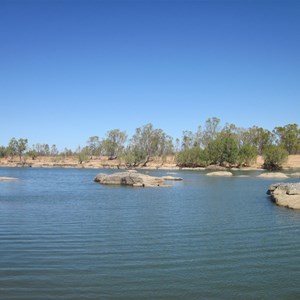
207, 137, 238, 166
238, 144, 257, 166
176, 147, 210, 167
262, 145, 288, 170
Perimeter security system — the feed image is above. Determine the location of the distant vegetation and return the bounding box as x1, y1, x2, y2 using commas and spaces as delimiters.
1, 118, 299, 170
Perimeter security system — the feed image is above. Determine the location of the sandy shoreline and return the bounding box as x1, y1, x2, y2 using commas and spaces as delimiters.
1, 155, 300, 171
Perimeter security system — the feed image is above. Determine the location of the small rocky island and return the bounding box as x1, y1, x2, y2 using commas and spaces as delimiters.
94, 171, 182, 187
267, 183, 300, 209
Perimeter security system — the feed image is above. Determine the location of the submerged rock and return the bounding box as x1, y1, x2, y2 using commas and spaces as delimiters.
94, 171, 167, 187
257, 172, 288, 179
0, 177, 17, 181
267, 183, 300, 209
161, 176, 183, 181
289, 172, 300, 178
206, 171, 233, 177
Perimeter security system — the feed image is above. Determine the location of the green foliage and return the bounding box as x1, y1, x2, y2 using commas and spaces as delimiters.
86, 136, 101, 156
120, 146, 147, 167
130, 123, 173, 165
262, 145, 288, 170
77, 147, 90, 164
273, 124, 300, 154
0, 146, 7, 158
238, 144, 257, 166
7, 138, 18, 160
26, 150, 38, 160
176, 147, 210, 167
7, 138, 28, 161
207, 137, 239, 166
16, 138, 28, 161
241, 126, 273, 155
101, 129, 127, 159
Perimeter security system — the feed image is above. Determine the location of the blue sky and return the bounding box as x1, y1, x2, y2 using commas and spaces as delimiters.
1, 0, 299, 150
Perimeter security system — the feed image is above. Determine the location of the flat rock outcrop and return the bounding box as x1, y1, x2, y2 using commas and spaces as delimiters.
267, 183, 300, 209
94, 171, 167, 187
206, 171, 233, 177
257, 172, 288, 179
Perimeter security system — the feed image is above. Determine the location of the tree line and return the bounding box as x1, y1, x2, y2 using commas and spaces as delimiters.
1, 118, 299, 170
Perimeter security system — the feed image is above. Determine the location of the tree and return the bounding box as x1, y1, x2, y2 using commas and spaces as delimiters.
7, 138, 18, 161
16, 138, 28, 161
0, 146, 7, 158
262, 145, 288, 170
241, 126, 273, 155
50, 144, 59, 156
202, 117, 221, 148
181, 130, 195, 150
176, 147, 210, 167
76, 146, 89, 164
207, 137, 238, 166
27, 149, 38, 160
101, 129, 127, 159
86, 136, 101, 157
237, 144, 257, 166
273, 124, 300, 154
130, 123, 173, 166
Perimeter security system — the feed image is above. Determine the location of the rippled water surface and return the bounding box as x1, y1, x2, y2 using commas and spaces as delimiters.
0, 167, 300, 299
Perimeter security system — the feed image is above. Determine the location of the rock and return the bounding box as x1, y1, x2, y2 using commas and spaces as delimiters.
94, 171, 167, 187
161, 176, 183, 181
0, 177, 17, 180
267, 183, 300, 209
257, 172, 288, 179
289, 172, 300, 178
206, 171, 233, 177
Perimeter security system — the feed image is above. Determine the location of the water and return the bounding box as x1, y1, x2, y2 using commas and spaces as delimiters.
0, 167, 300, 299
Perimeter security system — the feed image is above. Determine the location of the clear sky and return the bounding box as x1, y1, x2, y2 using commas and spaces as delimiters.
1, 0, 299, 150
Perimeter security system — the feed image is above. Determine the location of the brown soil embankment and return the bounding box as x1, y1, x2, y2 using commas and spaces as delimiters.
1, 155, 300, 170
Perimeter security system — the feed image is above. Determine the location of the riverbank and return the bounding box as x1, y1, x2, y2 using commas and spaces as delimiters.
1, 155, 300, 170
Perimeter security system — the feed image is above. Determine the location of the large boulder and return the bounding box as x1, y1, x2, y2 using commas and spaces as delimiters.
267, 183, 300, 209
94, 171, 167, 187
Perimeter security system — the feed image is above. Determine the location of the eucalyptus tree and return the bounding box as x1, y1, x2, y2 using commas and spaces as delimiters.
181, 130, 195, 150
101, 129, 127, 159
0, 146, 7, 158
202, 117, 221, 148
86, 136, 101, 157
130, 123, 173, 166
273, 124, 300, 154
241, 126, 273, 155
16, 138, 28, 161
7, 138, 18, 161
7, 138, 28, 161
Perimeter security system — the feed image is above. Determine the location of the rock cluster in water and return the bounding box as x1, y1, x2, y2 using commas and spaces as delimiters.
267, 182, 300, 209
94, 171, 183, 187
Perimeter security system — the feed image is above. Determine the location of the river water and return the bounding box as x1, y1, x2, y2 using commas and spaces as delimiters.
0, 167, 299, 299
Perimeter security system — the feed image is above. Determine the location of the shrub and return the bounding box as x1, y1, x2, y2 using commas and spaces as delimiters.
238, 144, 257, 166
262, 145, 288, 170
176, 147, 210, 167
